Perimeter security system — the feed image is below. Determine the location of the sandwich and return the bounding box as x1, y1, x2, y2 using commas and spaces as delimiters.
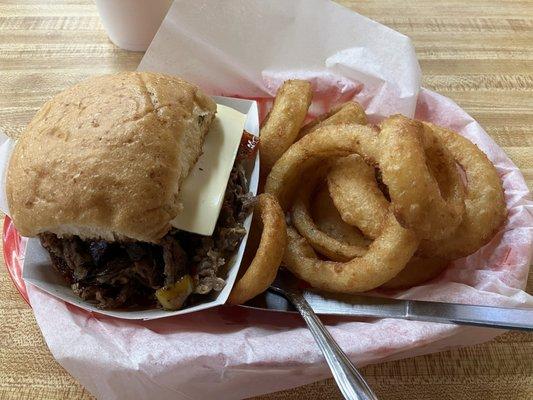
6, 71, 255, 310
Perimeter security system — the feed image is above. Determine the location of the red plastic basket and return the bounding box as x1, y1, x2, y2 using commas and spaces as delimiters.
3, 216, 29, 305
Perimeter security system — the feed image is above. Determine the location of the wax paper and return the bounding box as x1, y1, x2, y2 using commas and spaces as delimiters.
17, 0, 533, 398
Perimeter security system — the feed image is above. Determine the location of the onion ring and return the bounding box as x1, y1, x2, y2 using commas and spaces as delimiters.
266, 117, 464, 243
291, 168, 367, 261
228, 194, 287, 305
418, 123, 507, 259
265, 123, 379, 210
265, 124, 418, 292
380, 257, 449, 290
311, 184, 370, 251
284, 214, 418, 293
297, 101, 367, 140
260, 80, 312, 174
376, 115, 465, 240
327, 154, 389, 239
326, 152, 450, 289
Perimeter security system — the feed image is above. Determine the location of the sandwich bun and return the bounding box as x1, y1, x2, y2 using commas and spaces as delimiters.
7, 71, 217, 242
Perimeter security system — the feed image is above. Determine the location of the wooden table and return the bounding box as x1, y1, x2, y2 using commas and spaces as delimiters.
0, 1, 531, 399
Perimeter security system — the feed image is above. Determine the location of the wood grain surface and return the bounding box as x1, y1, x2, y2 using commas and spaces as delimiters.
0, 1, 532, 399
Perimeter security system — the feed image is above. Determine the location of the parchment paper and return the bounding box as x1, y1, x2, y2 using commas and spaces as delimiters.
14, 0, 533, 398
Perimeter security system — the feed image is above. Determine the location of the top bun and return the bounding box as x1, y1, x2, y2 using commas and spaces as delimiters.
7, 72, 217, 242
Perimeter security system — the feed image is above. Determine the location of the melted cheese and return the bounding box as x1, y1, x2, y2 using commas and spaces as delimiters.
170, 104, 247, 235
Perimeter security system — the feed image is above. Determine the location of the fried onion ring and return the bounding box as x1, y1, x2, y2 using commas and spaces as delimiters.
228, 194, 287, 305
260, 80, 313, 174
265, 124, 419, 292
297, 101, 367, 140
418, 123, 507, 259
265, 123, 379, 210
311, 184, 370, 251
291, 168, 367, 261
327, 155, 389, 239
380, 257, 449, 290
376, 115, 466, 240
284, 214, 418, 293
326, 152, 450, 289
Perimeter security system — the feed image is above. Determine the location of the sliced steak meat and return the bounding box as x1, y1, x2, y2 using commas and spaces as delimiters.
132, 259, 160, 289
62, 237, 93, 281
39, 234, 166, 309
161, 236, 188, 287
39, 232, 63, 258
88, 240, 111, 266
39, 232, 73, 283
124, 242, 151, 262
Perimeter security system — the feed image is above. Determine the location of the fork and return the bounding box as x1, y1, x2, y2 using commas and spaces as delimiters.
269, 271, 379, 400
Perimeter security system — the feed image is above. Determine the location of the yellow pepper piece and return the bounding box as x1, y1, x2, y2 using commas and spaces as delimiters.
155, 275, 194, 310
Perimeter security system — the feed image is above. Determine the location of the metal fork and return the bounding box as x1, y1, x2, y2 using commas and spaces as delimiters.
269, 271, 379, 400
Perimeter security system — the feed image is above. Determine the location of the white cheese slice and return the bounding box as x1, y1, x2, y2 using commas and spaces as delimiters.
170, 104, 247, 235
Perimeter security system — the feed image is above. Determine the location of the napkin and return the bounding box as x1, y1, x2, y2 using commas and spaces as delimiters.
23, 0, 533, 399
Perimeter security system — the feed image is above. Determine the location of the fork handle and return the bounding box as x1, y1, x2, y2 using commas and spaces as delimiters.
285, 291, 379, 400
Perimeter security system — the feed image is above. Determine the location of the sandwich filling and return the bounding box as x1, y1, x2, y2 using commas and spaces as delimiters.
38, 142, 256, 309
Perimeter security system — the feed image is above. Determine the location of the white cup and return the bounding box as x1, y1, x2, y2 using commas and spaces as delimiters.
95, 0, 173, 51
